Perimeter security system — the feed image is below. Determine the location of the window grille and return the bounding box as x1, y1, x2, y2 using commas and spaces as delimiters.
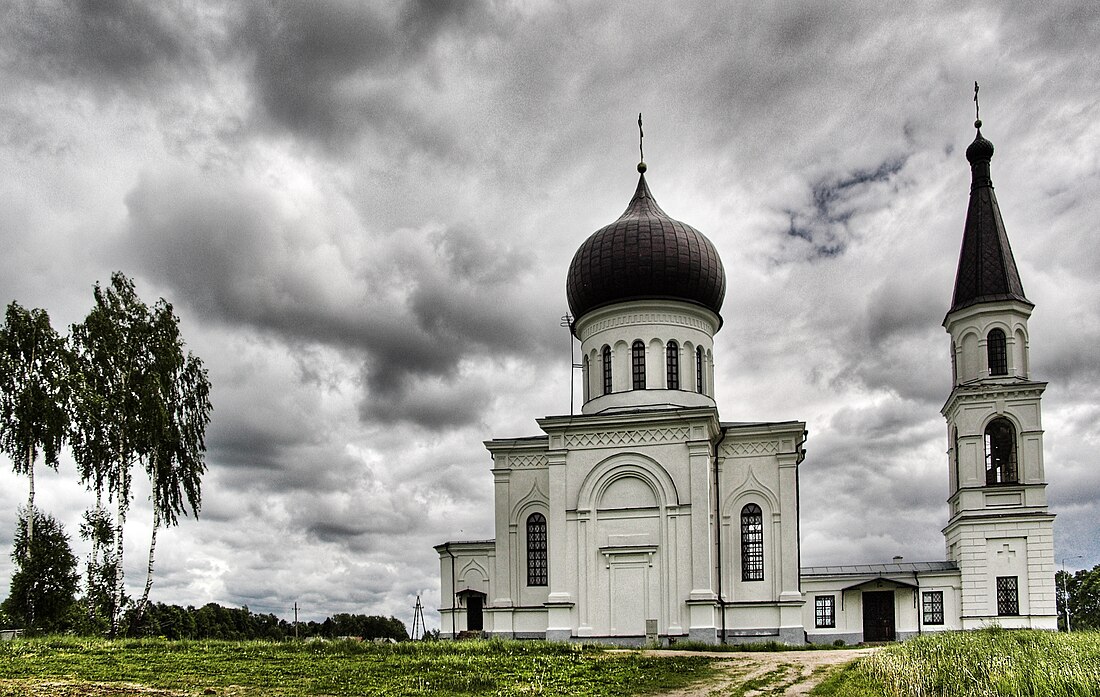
996, 576, 1019, 616
527, 513, 547, 586
922, 591, 944, 625
666, 341, 679, 390
815, 596, 835, 628
985, 418, 1018, 485
632, 340, 646, 389
602, 346, 612, 396
696, 346, 705, 394
987, 329, 1008, 376
741, 503, 764, 581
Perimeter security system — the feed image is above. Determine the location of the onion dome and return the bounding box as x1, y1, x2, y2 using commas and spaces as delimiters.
566, 167, 727, 324
949, 120, 1030, 314
965, 119, 995, 164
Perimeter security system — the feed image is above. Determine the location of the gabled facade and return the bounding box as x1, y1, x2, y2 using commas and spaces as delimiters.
438, 163, 807, 644
438, 113, 1058, 644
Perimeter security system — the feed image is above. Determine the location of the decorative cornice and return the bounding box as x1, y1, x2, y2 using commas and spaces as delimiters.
721, 440, 781, 457
565, 426, 691, 449
579, 309, 716, 342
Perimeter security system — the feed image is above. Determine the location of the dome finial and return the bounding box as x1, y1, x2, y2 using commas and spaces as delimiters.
973, 81, 981, 129
637, 113, 646, 173
966, 82, 994, 164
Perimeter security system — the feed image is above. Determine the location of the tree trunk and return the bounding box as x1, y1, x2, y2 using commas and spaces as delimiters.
25, 445, 35, 628
110, 496, 126, 638
134, 504, 160, 630
25, 443, 34, 550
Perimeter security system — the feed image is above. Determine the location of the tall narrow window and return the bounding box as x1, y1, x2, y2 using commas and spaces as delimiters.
815, 596, 835, 628
985, 418, 1018, 485
601, 345, 612, 396
666, 340, 679, 389
996, 576, 1019, 616
696, 346, 705, 394
526, 513, 547, 586
987, 329, 1008, 376
582, 355, 590, 402
951, 427, 960, 491
740, 503, 764, 581
922, 591, 944, 625
632, 340, 646, 389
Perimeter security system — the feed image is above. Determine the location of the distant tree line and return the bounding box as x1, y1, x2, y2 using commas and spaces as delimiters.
126, 602, 409, 641
0, 272, 212, 636
1057, 564, 1100, 632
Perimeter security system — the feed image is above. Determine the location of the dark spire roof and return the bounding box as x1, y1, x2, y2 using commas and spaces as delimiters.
566, 168, 726, 325
948, 120, 1031, 314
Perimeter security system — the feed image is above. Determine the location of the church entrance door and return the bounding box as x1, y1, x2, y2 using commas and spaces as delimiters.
862, 591, 895, 642
466, 595, 484, 631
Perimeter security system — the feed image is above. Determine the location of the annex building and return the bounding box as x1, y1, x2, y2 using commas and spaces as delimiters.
436, 116, 1057, 644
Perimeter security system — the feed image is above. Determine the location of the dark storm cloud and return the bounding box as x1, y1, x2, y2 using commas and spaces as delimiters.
1, 0, 206, 95
119, 168, 540, 430
237, 0, 492, 149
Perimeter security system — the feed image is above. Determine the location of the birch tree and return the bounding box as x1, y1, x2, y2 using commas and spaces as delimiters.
132, 298, 212, 628
0, 302, 70, 626
70, 273, 212, 636
70, 273, 153, 636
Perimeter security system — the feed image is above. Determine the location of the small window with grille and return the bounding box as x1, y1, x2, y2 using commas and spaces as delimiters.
666, 340, 679, 390
987, 329, 1008, 376
922, 591, 944, 625
740, 503, 764, 581
632, 340, 646, 389
815, 596, 835, 628
601, 345, 612, 395
526, 513, 547, 586
696, 346, 705, 394
996, 576, 1019, 616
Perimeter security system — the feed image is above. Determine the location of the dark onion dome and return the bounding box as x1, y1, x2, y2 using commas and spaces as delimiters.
949, 120, 1030, 314
965, 119, 995, 164
567, 170, 726, 325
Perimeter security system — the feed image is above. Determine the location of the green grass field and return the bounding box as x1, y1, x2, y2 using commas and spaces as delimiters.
813, 628, 1100, 697
0, 637, 716, 696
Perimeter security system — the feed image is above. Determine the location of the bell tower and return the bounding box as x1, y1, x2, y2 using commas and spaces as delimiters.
941, 102, 1057, 629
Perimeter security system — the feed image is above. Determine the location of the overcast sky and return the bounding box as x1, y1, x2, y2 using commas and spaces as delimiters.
2, 1, 1098, 631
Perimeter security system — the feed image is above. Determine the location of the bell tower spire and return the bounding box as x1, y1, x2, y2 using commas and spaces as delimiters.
941, 91, 1057, 631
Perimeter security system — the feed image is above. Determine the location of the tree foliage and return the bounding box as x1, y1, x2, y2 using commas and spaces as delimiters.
0, 302, 71, 544
1, 509, 79, 633
69, 272, 211, 636
125, 602, 409, 641
1057, 564, 1100, 631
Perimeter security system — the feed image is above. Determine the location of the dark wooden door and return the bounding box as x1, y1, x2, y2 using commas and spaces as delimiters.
466, 595, 483, 631
862, 591, 895, 642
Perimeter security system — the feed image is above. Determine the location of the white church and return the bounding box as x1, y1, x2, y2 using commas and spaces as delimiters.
435, 116, 1057, 644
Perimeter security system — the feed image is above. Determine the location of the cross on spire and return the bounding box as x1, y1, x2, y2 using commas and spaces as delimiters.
974, 81, 981, 125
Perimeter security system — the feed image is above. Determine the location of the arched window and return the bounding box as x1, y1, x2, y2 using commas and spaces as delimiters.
526, 512, 547, 586
601, 345, 612, 395
632, 340, 646, 389
696, 346, 705, 394
666, 340, 679, 390
985, 418, 1018, 485
951, 341, 958, 384
987, 329, 1008, 376
951, 427, 960, 491
740, 503, 764, 581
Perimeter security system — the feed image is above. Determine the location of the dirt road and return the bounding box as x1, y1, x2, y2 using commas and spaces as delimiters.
651, 647, 877, 696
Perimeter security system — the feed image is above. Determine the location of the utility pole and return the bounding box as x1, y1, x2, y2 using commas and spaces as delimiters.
412, 595, 426, 640
561, 314, 581, 415
294, 601, 299, 640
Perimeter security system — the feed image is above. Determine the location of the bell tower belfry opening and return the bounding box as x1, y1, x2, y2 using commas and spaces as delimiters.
940, 100, 1057, 630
